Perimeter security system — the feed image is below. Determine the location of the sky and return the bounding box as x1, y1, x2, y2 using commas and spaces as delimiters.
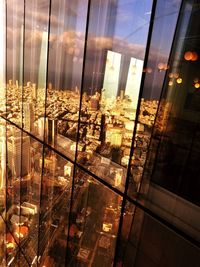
3, 0, 182, 98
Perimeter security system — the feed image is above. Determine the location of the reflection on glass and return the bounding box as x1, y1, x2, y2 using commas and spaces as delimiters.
128, 0, 182, 198
38, 148, 73, 266
115, 203, 143, 266
6, 124, 22, 245
0, 1, 6, 117
0, 126, 42, 266
0, 120, 6, 217
6, 0, 24, 127
125, 57, 144, 110
135, 0, 200, 246
67, 168, 122, 266
0, 0, 198, 266
0, 208, 6, 266
45, 0, 88, 159
117, 204, 200, 267
143, 0, 200, 205
5, 125, 43, 265
77, 0, 153, 191
103, 50, 121, 99
22, 1, 50, 140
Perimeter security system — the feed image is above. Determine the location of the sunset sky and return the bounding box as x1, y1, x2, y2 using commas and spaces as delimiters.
2, 0, 182, 99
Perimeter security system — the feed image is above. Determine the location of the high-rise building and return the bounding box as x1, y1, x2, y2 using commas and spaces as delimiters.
0, 0, 199, 266
23, 102, 35, 132
7, 129, 30, 178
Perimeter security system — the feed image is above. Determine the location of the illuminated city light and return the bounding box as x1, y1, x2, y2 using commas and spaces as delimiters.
64, 164, 72, 176
194, 83, 200, 88
6, 243, 14, 250
174, 73, 179, 78
191, 51, 198, 61
184, 51, 193, 60
158, 62, 165, 70
184, 51, 198, 61
168, 80, 173, 86
146, 67, 152, 73
7, 257, 15, 266
102, 223, 112, 232
158, 63, 168, 71
176, 78, 182, 84
114, 172, 122, 187
163, 64, 169, 70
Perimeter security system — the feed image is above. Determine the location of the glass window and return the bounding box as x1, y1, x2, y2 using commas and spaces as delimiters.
1, 1, 200, 266
0, 216, 6, 266
114, 202, 136, 266
18, 134, 43, 264
6, 0, 24, 128
6, 124, 22, 242
150, 0, 200, 205
132, 210, 200, 267
0, 1, 6, 117
76, 0, 153, 191
5, 125, 43, 264
116, 204, 200, 267
45, 0, 88, 160
127, 0, 182, 199
0, 119, 6, 219
23, 0, 50, 140
66, 167, 122, 266
38, 147, 73, 266
138, 0, 200, 244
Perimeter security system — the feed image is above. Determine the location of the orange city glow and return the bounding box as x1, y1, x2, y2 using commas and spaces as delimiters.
184, 51, 198, 61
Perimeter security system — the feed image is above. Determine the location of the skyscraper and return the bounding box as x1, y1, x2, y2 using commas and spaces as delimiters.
7, 129, 30, 178
23, 102, 35, 132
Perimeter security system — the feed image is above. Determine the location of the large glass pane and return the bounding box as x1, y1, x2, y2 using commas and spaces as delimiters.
7, 251, 29, 267
5, 126, 43, 265
38, 147, 73, 266
116, 204, 200, 267
18, 134, 43, 265
0, 119, 6, 219
45, 0, 88, 160
6, 124, 22, 242
127, 0, 182, 198
0, 215, 30, 266
115, 203, 143, 266
67, 168, 122, 266
76, 0, 153, 191
0, 1, 6, 118
0, 216, 6, 266
139, 0, 200, 243
23, 0, 50, 140
151, 0, 200, 204
1, 1, 200, 267
135, 209, 200, 267
6, 0, 24, 127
